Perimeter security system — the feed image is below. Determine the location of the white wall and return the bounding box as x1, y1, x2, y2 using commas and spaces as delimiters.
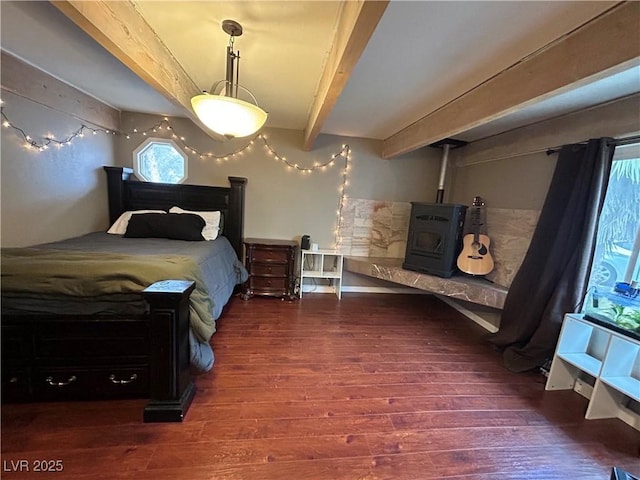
450, 94, 640, 208
0, 98, 441, 268
0, 91, 117, 247
116, 112, 443, 250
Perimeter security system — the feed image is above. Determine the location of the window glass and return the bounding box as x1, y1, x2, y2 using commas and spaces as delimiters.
587, 142, 640, 290
583, 142, 640, 340
133, 138, 187, 184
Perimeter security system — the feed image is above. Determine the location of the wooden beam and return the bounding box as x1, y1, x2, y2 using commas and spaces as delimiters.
1, 51, 120, 131
303, 0, 389, 151
454, 94, 640, 169
382, 1, 640, 159
50, 0, 211, 132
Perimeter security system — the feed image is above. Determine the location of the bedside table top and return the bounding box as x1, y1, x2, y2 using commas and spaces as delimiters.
243, 238, 298, 247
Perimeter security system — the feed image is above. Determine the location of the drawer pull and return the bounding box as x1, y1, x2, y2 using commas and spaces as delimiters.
46, 375, 77, 387
109, 373, 138, 384
9, 377, 18, 384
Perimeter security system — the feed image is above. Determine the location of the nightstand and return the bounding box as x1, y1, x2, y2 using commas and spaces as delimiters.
242, 238, 297, 300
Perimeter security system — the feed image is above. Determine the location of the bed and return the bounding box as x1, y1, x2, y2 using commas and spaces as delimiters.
1, 166, 248, 422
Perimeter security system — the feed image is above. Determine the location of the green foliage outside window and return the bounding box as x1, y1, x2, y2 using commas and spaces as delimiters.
134, 139, 186, 184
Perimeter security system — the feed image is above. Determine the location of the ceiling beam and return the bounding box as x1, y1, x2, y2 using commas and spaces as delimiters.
50, 0, 218, 134
1, 51, 120, 131
382, 1, 640, 159
303, 0, 389, 151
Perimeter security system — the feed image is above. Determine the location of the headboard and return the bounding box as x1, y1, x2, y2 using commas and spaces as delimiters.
103, 166, 247, 259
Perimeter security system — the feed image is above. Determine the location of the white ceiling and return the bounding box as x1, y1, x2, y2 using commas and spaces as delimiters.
322, 0, 630, 140
1, 1, 638, 147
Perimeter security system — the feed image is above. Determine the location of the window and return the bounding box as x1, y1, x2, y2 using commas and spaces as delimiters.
588, 142, 640, 289
133, 138, 187, 184
583, 141, 639, 345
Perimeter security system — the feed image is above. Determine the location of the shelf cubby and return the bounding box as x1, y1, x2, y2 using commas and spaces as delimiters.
546, 314, 640, 431
300, 250, 343, 299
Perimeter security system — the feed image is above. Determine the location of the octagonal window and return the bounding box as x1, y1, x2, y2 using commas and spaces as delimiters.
133, 138, 187, 184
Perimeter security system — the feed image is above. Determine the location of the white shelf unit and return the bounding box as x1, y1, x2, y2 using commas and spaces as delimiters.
546, 313, 640, 431
300, 250, 343, 299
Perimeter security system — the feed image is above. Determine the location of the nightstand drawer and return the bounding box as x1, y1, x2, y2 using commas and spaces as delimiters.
250, 263, 288, 276
251, 248, 289, 263
243, 238, 297, 300
249, 276, 289, 291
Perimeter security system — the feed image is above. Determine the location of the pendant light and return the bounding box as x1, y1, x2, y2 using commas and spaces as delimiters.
191, 20, 268, 139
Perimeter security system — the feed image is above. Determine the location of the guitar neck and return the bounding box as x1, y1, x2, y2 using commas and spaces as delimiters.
470, 205, 485, 239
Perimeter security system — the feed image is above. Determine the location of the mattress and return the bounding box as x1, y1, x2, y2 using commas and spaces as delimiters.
1, 232, 248, 372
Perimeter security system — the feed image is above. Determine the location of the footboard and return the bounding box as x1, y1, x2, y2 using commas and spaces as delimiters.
142, 280, 196, 422
1, 280, 196, 423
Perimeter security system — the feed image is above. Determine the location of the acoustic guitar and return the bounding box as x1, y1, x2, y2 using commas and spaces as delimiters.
457, 196, 494, 276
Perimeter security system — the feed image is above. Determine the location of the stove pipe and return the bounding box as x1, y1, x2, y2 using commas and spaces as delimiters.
435, 144, 451, 203
430, 138, 467, 203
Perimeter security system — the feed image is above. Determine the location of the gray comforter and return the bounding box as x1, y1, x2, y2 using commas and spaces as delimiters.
1, 232, 248, 372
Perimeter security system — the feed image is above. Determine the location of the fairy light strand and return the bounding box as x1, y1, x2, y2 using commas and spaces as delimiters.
1, 107, 351, 250
332, 144, 351, 251
123, 119, 353, 250
1, 108, 114, 151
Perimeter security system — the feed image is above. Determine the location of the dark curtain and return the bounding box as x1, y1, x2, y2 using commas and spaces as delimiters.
489, 138, 615, 372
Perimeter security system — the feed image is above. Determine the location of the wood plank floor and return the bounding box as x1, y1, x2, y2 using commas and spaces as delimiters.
2, 294, 639, 479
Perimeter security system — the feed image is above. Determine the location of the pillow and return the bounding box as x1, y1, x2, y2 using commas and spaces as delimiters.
169, 206, 221, 241
107, 210, 166, 235
123, 213, 205, 241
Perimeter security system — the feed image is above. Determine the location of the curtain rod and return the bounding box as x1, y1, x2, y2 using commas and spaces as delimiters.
459, 134, 640, 167
546, 134, 640, 155
458, 145, 568, 166
610, 134, 640, 147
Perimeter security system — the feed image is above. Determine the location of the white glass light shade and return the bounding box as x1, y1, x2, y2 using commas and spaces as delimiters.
191, 93, 268, 138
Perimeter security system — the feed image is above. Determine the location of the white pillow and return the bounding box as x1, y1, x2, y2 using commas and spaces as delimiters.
169, 206, 221, 241
107, 210, 166, 235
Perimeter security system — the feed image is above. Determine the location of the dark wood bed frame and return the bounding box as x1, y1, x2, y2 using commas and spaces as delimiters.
1, 167, 247, 422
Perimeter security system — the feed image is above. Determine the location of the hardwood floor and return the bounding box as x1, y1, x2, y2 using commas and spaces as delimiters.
2, 294, 639, 479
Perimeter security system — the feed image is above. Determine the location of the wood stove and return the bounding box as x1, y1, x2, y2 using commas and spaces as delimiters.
403, 202, 467, 278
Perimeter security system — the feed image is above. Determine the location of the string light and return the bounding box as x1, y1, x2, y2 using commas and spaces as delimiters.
335, 146, 351, 251
113, 119, 352, 248
1, 108, 114, 151
0, 107, 352, 250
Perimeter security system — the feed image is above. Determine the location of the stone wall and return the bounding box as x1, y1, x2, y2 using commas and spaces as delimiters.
338, 197, 538, 289
483, 208, 539, 288
338, 198, 411, 258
